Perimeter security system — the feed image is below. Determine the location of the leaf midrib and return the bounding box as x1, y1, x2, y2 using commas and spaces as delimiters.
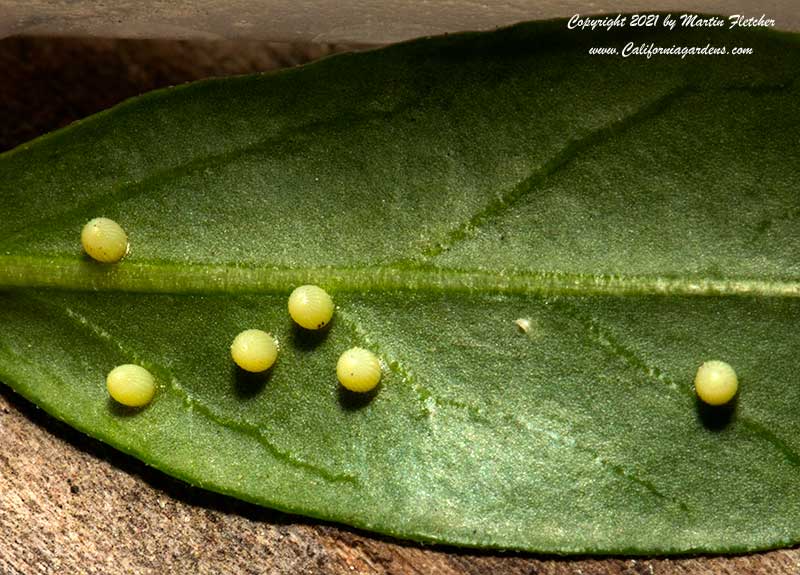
1, 255, 799, 297
4, 76, 796, 304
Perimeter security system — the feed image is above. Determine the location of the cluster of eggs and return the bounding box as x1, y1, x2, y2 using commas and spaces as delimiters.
81, 218, 382, 408
82, 217, 740, 411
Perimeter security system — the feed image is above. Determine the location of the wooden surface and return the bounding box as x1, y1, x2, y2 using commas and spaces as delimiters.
1, 36, 799, 574
3, 1, 799, 42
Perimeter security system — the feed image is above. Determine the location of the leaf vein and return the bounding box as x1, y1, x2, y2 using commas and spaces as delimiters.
404, 83, 691, 263
336, 306, 684, 507
560, 302, 800, 470
31, 295, 359, 485
0, 100, 421, 247
2, 257, 800, 298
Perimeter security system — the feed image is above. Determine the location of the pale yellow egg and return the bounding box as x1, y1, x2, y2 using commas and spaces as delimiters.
288, 285, 334, 330
81, 217, 129, 263
231, 329, 279, 373
107, 364, 156, 407
695, 360, 738, 406
337, 347, 381, 393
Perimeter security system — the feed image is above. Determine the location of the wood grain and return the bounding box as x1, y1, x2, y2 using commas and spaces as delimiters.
3, 1, 799, 42
1, 36, 798, 574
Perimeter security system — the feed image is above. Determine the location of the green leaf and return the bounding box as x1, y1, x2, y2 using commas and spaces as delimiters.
1, 19, 799, 554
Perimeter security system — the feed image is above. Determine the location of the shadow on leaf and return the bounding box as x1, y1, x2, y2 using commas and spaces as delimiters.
696, 395, 737, 431
337, 384, 379, 411
106, 397, 147, 418
288, 321, 331, 351
233, 365, 273, 399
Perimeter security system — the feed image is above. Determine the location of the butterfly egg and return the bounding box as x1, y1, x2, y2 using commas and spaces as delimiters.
81, 217, 129, 263
231, 329, 279, 373
337, 347, 382, 393
288, 285, 334, 330
695, 360, 738, 406
107, 364, 156, 407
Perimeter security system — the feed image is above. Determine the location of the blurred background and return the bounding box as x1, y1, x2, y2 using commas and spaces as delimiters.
0, 38, 361, 152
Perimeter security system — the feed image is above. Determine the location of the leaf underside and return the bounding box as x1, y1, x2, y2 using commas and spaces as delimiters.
1, 19, 799, 554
